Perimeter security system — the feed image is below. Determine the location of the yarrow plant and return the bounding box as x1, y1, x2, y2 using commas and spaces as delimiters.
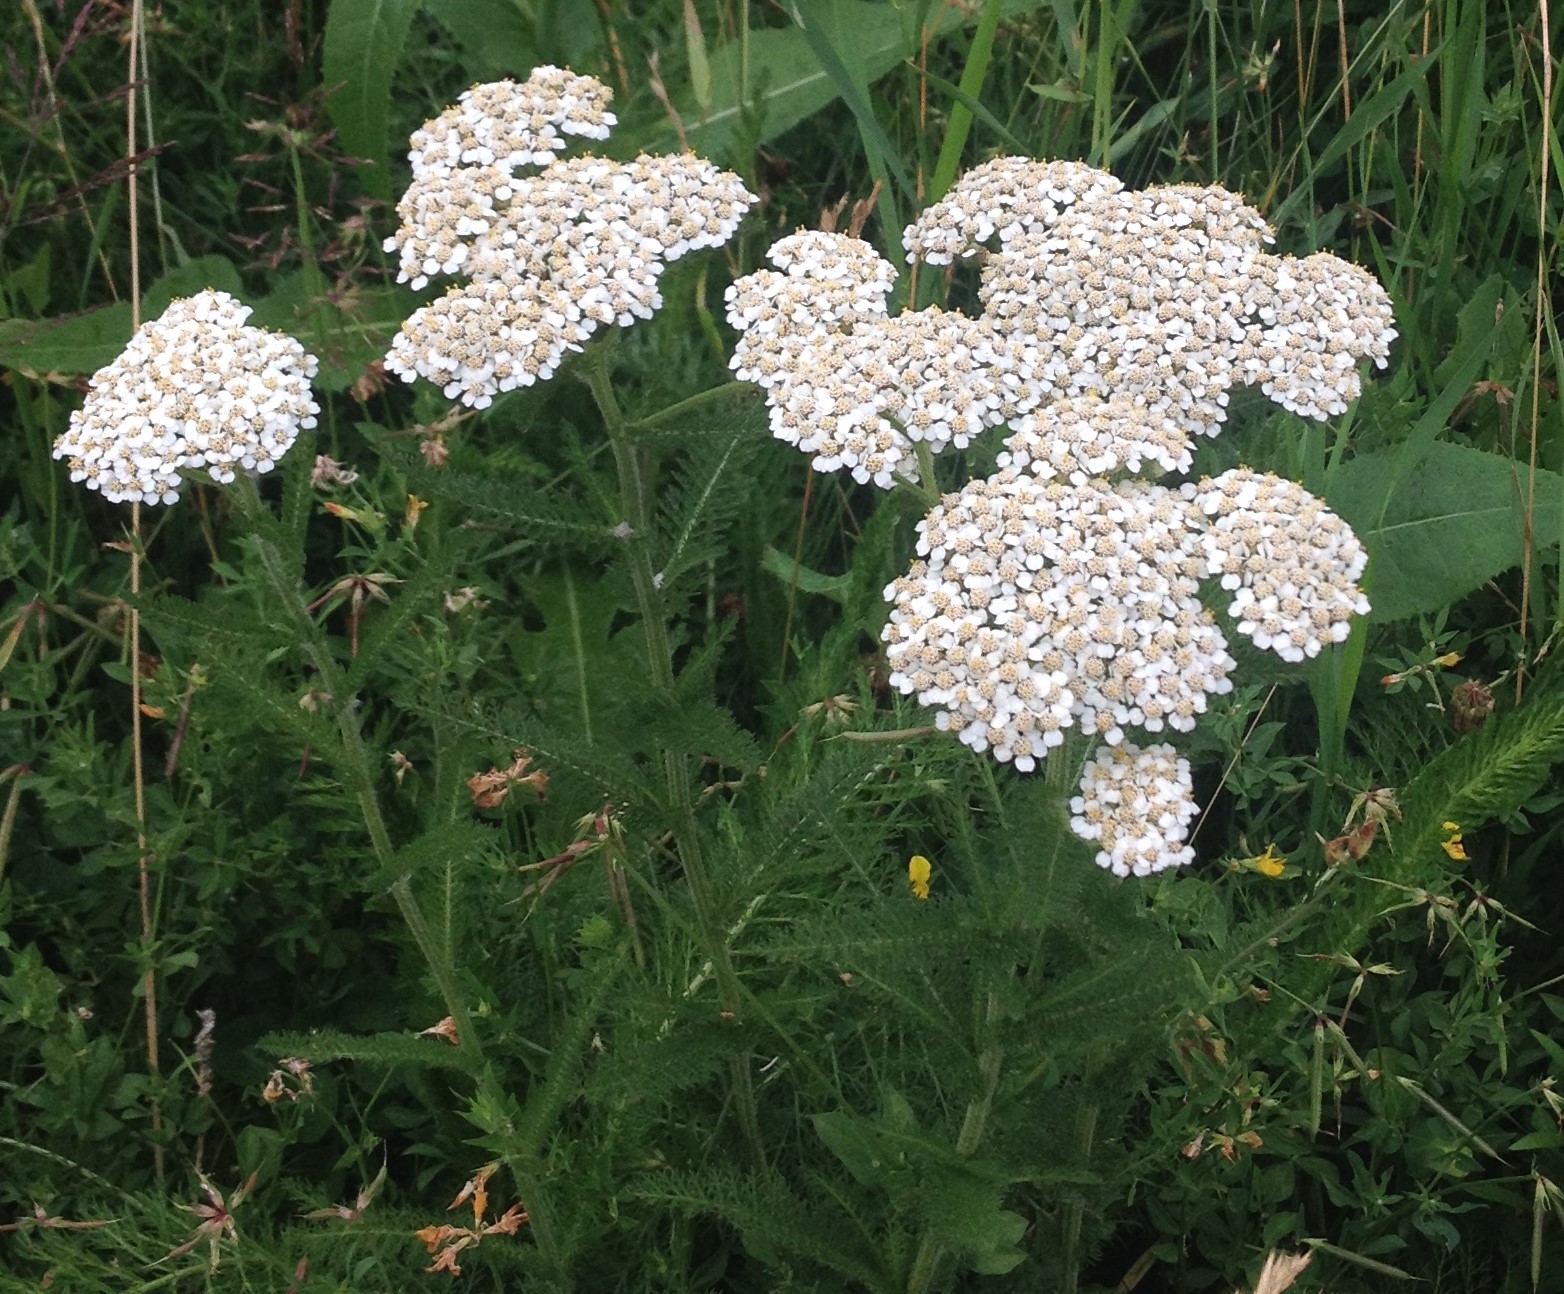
51, 288, 320, 504
727, 157, 1394, 876
382, 65, 756, 407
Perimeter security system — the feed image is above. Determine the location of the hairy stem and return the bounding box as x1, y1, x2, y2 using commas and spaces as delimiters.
582, 346, 766, 1166
628, 379, 757, 432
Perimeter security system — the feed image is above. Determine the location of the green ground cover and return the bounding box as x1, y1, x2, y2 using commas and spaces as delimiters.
2, 1, 1563, 1290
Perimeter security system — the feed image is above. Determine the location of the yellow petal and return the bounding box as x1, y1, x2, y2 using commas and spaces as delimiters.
908, 854, 931, 901
1442, 821, 1461, 832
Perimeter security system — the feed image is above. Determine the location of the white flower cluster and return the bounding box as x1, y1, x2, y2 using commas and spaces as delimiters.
730, 157, 1396, 491
53, 289, 319, 506
384, 66, 755, 409
732, 155, 1394, 878
405, 67, 615, 180
912, 161, 1395, 458
883, 470, 1238, 770
726, 232, 1015, 486
1186, 468, 1370, 663
904, 157, 1125, 263
1068, 743, 1198, 877
883, 464, 1370, 769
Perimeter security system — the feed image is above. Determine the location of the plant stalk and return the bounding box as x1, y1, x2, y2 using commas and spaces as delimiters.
906, 992, 1005, 1294
582, 347, 766, 1166
125, 0, 163, 1182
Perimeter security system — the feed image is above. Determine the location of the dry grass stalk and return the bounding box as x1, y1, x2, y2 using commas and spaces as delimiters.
1237, 1249, 1312, 1294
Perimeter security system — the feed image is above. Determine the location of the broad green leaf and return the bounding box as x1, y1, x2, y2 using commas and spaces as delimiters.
141, 255, 244, 320
788, 0, 915, 215
683, 0, 712, 113
425, 0, 538, 75
2, 243, 51, 316
813, 1110, 892, 1187
1328, 441, 1561, 623
322, 0, 421, 200
652, 0, 1049, 163
0, 259, 248, 378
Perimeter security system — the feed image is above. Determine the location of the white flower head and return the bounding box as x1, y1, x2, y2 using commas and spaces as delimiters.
1069, 742, 1198, 877
384, 69, 755, 408
906, 160, 1395, 451
903, 157, 1125, 264
881, 471, 1238, 768
1186, 467, 1371, 662
727, 231, 1014, 487
405, 66, 617, 180
52, 289, 319, 505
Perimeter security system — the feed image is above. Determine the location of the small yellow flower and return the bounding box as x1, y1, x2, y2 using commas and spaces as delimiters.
405, 493, 430, 531
1248, 843, 1287, 878
907, 854, 931, 901
1441, 822, 1468, 862
1433, 651, 1463, 668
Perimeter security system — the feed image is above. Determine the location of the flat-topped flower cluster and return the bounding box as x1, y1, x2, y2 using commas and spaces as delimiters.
52, 289, 319, 506
383, 66, 756, 409
728, 157, 1393, 877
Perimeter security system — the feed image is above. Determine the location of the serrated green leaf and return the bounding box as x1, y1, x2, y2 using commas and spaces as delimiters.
0, 304, 131, 377
259, 1027, 480, 1071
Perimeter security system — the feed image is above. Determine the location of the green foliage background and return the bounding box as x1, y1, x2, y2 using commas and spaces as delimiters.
2, 1, 1564, 1291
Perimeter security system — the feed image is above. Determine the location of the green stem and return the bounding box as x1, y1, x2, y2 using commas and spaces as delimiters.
1058, 1048, 1103, 1294
239, 478, 579, 1276
287, 143, 331, 350
892, 442, 942, 510
906, 992, 1005, 1294
836, 725, 939, 744
629, 380, 757, 432
581, 347, 766, 1165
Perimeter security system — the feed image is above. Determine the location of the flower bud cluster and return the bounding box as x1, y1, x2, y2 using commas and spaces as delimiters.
53, 289, 319, 506
1068, 743, 1198, 877
384, 67, 755, 409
